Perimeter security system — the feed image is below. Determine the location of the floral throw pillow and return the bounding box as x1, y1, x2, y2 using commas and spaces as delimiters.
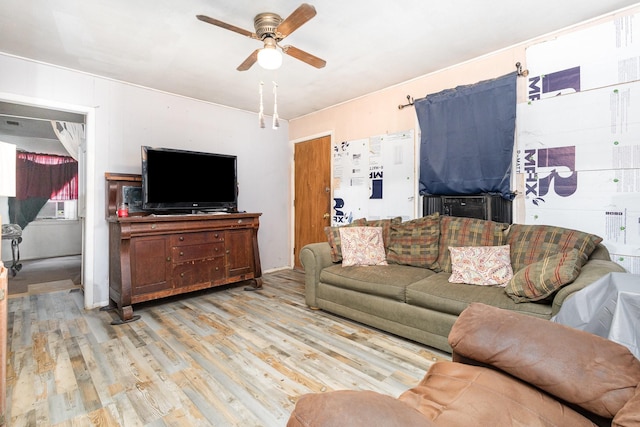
339, 227, 388, 267
435, 216, 509, 273
448, 245, 514, 286
324, 218, 367, 263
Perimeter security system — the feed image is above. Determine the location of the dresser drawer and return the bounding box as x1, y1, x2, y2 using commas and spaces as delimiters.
172, 258, 225, 287
171, 231, 224, 246
171, 242, 225, 263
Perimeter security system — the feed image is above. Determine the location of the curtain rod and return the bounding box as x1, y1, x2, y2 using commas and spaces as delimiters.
398, 62, 529, 110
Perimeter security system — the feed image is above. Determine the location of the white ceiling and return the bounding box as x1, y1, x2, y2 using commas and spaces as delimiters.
1, 0, 639, 121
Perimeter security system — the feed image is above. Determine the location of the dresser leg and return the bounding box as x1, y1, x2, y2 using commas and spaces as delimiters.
101, 304, 141, 324
109, 314, 141, 325
244, 277, 263, 291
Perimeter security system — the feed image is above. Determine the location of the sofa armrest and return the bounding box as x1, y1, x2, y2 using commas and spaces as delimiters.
449, 303, 640, 420
614, 383, 640, 427
287, 390, 435, 427
589, 243, 612, 260
551, 259, 627, 316
300, 242, 335, 308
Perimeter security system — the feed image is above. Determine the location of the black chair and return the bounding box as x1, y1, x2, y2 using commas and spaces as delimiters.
1, 224, 22, 276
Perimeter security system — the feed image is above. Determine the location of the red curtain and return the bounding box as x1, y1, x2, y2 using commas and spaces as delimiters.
15, 152, 78, 201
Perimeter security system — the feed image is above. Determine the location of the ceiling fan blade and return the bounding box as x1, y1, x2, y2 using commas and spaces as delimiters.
276, 3, 316, 38
282, 45, 326, 69
196, 15, 258, 39
237, 49, 259, 71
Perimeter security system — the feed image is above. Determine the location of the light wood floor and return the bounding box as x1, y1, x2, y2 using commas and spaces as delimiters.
6, 269, 450, 426
7, 255, 82, 296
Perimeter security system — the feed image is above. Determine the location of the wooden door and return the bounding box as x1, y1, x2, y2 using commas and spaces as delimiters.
294, 135, 332, 270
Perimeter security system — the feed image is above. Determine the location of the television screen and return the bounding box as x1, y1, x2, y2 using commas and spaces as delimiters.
141, 146, 238, 213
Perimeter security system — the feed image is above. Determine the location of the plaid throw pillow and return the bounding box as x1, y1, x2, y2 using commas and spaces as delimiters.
506, 224, 602, 272
505, 249, 583, 302
435, 216, 509, 273
387, 214, 440, 268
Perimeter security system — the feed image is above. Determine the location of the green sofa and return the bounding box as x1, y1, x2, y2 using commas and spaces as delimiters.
300, 215, 626, 353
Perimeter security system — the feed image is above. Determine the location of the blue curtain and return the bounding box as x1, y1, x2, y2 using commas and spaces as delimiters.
415, 72, 517, 200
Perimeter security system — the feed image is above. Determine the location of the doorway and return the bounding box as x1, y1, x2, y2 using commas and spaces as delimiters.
0, 100, 86, 297
293, 135, 332, 270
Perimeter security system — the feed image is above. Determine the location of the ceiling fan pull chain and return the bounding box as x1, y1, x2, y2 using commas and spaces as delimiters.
272, 81, 280, 130
258, 81, 265, 128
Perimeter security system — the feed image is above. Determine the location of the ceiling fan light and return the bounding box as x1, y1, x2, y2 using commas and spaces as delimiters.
258, 46, 282, 70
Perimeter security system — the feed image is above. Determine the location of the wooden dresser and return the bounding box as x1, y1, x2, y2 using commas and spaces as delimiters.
105, 173, 262, 324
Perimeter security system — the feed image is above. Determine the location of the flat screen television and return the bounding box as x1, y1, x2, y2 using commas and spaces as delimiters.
141, 146, 238, 213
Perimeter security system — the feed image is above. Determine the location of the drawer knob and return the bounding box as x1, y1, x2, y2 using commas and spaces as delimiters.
180, 251, 184, 256
166, 257, 171, 262
180, 272, 185, 277
214, 233, 219, 238
214, 247, 219, 252
179, 236, 184, 241
215, 267, 219, 271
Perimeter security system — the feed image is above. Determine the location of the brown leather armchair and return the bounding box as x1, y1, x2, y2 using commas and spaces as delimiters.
287, 303, 640, 426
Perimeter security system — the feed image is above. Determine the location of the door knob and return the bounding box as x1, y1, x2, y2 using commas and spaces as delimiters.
323, 213, 330, 219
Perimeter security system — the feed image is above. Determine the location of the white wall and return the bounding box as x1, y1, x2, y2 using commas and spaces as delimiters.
1, 220, 82, 261
290, 5, 640, 273
0, 54, 291, 308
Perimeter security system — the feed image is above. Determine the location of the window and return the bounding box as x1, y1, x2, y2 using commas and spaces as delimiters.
36, 200, 78, 220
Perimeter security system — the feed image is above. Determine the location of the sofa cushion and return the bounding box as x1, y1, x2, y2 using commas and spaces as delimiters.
386, 214, 440, 268
406, 273, 552, 318
398, 362, 593, 426
448, 245, 513, 286
339, 226, 388, 267
449, 303, 640, 419
505, 249, 583, 303
434, 217, 508, 273
320, 264, 434, 302
613, 384, 640, 427
288, 390, 436, 427
506, 223, 602, 272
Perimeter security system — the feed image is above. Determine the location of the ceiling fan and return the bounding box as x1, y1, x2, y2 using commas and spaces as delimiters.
196, 3, 326, 71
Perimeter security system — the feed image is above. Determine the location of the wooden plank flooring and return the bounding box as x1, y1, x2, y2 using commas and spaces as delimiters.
6, 269, 450, 426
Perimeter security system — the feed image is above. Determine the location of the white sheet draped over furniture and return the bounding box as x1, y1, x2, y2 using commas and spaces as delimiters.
552, 272, 640, 359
